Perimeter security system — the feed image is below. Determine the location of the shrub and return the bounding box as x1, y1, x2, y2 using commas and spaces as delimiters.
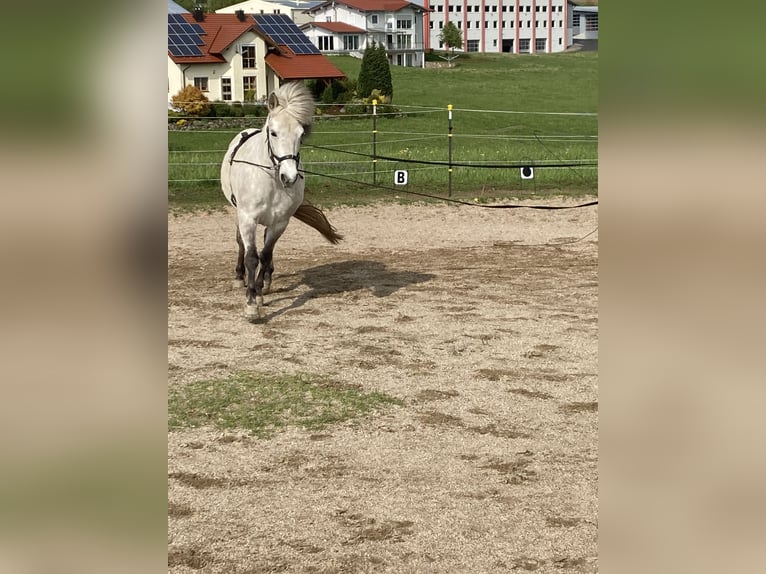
171, 85, 210, 117
321, 83, 335, 105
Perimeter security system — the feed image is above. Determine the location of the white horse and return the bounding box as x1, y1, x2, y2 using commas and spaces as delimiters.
221, 81, 342, 321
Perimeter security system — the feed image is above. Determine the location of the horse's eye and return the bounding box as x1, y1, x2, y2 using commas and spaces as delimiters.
270, 130, 277, 137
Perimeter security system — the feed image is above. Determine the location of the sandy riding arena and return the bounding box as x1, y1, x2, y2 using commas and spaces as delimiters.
168, 199, 598, 573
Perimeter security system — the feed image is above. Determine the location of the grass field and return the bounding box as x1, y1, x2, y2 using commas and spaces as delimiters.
168, 51, 597, 210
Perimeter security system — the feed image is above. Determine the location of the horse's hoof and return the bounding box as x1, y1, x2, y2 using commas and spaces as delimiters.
232, 279, 245, 289
244, 302, 264, 321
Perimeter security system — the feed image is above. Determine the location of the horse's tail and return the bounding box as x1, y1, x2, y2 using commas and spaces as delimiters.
292, 201, 344, 244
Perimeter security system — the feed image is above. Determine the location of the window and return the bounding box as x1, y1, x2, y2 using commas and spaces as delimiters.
396, 34, 412, 49
396, 19, 412, 29
535, 6, 540, 12
448, 5, 454, 11
243, 76, 256, 96
493, 20, 497, 28
439, 21, 443, 29
343, 35, 359, 50
535, 38, 546, 51
493, 39, 497, 47
241, 45, 256, 69
371, 14, 379, 23
466, 21, 471, 28
318, 36, 334, 50
484, 20, 489, 28
429, 21, 433, 29
436, 6, 443, 12
542, 6, 547, 12
492, 5, 497, 12
221, 77, 231, 101
456, 5, 461, 12
457, 21, 461, 28
193, 77, 208, 92
467, 5, 472, 12
525, 6, 531, 12
585, 14, 598, 31
467, 39, 480, 52
519, 38, 530, 53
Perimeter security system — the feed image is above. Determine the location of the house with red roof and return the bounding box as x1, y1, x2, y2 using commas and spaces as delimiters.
301, 0, 426, 67
167, 10, 344, 103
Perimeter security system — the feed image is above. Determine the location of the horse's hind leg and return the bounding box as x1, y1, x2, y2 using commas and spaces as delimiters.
234, 225, 246, 288
261, 228, 274, 294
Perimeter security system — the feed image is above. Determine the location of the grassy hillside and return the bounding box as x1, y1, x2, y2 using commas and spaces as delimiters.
169, 51, 598, 210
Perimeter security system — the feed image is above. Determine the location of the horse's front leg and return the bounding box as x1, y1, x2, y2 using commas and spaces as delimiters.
239, 222, 263, 321
259, 222, 288, 296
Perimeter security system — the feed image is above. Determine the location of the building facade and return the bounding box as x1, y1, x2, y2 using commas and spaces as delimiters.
423, 0, 576, 54
303, 0, 427, 67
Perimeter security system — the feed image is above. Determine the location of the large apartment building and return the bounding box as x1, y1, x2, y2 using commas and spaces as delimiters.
423, 0, 576, 54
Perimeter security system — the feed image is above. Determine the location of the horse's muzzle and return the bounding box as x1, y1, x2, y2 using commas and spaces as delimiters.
280, 170, 298, 187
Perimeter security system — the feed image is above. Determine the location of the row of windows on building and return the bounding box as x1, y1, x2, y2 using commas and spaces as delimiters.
434, 4, 565, 13
454, 36, 553, 51
431, 18, 564, 29
192, 76, 256, 100
317, 35, 361, 51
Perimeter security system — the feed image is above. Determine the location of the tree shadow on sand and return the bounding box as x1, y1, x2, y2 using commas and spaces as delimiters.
262, 259, 434, 322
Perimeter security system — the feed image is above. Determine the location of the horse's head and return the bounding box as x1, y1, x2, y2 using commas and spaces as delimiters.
266, 90, 308, 188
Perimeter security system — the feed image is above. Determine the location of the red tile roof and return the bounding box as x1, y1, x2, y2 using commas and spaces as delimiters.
305, 21, 366, 34
169, 13, 256, 64
265, 53, 346, 80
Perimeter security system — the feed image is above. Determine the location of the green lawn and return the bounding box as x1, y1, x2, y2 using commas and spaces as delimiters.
169, 51, 597, 210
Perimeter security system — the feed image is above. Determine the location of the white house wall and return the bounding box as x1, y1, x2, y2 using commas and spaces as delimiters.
168, 32, 271, 104
308, 4, 425, 66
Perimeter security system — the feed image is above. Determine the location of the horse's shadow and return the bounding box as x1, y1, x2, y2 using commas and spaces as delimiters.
262, 259, 435, 322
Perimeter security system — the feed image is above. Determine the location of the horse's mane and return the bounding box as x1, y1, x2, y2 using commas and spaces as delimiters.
272, 82, 316, 130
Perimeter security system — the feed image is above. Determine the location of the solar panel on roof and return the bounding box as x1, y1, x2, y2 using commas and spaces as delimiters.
253, 13, 320, 55
167, 14, 206, 57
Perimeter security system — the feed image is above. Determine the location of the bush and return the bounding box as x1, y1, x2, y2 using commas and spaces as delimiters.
321, 83, 335, 105
210, 102, 234, 117
171, 85, 210, 116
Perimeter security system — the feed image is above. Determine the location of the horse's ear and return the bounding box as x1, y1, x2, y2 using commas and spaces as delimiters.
268, 91, 279, 111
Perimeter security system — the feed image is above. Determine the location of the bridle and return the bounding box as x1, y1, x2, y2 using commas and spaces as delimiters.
228, 123, 304, 181
266, 126, 301, 172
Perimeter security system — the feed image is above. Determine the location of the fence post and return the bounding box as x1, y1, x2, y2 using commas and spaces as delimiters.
372, 99, 378, 186
447, 104, 453, 197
